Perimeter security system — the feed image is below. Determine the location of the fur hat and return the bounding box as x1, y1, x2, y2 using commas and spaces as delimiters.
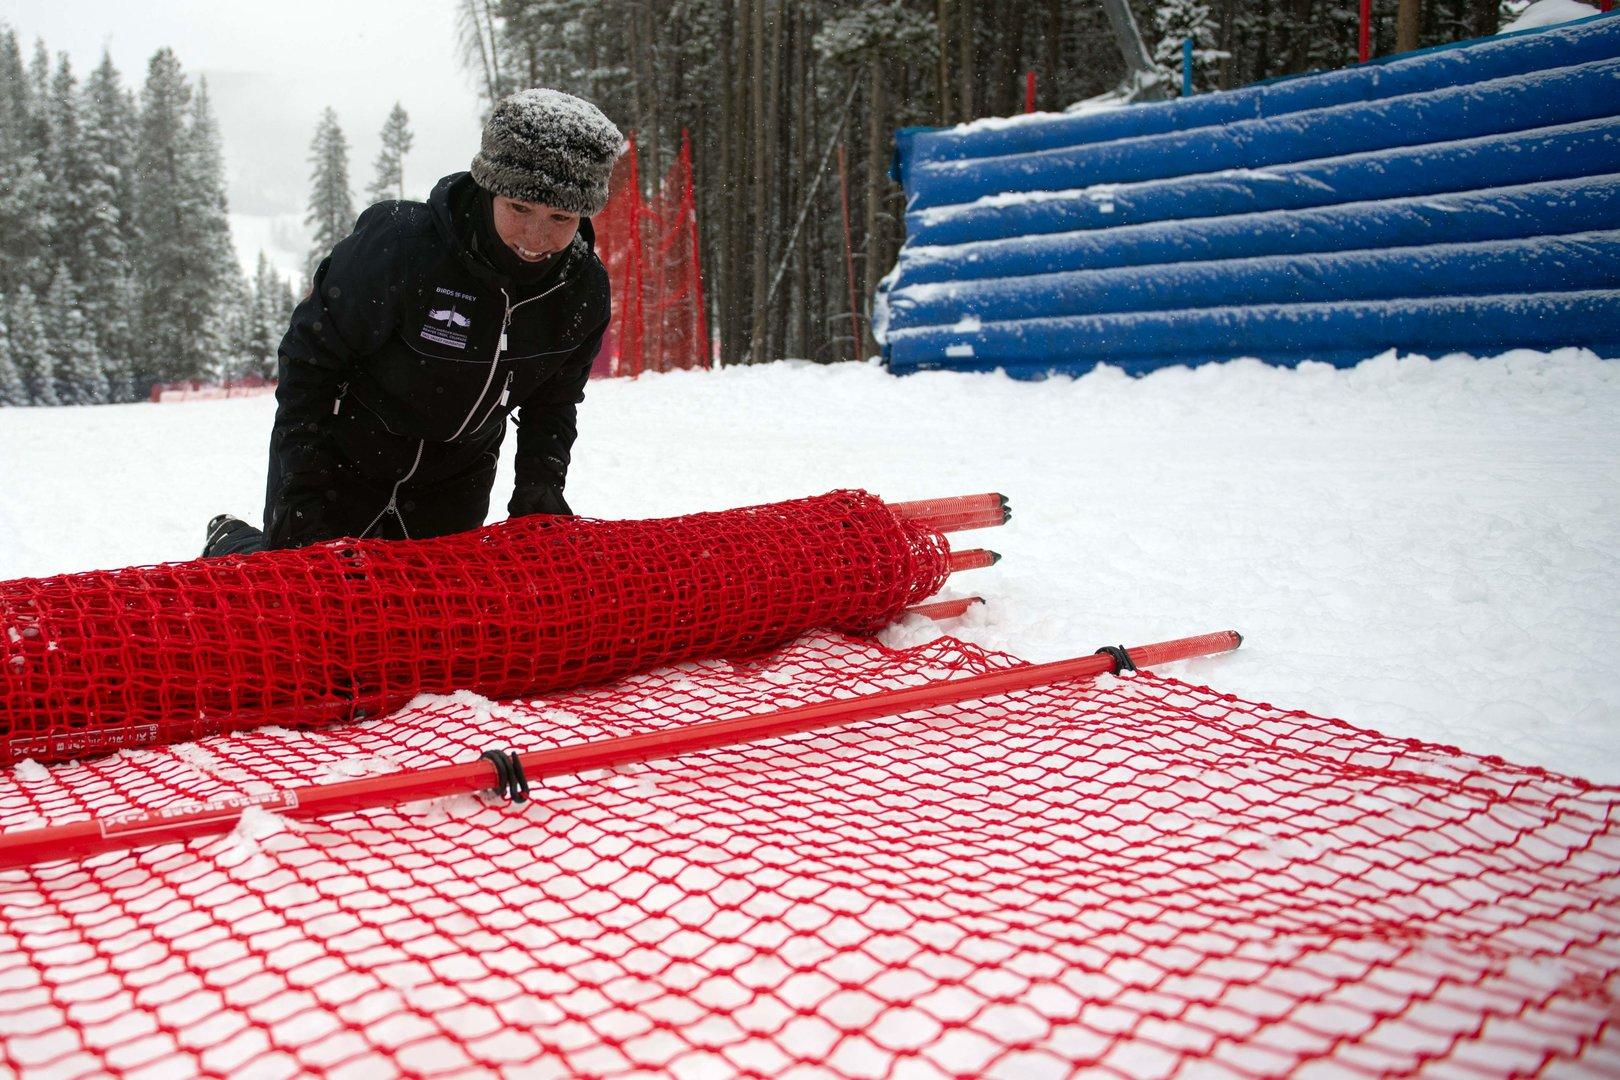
470, 89, 625, 217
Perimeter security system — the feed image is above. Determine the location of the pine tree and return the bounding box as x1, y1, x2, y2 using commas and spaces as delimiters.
181, 78, 242, 380
80, 52, 139, 399
45, 54, 92, 285
366, 101, 414, 204
306, 107, 355, 274
130, 51, 242, 390
0, 29, 52, 293
8, 285, 56, 405
246, 251, 287, 378
0, 296, 25, 406
1153, 0, 1227, 94
130, 48, 194, 390
45, 266, 108, 405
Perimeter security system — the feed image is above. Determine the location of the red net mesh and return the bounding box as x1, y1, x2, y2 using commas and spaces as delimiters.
594, 130, 711, 378
0, 491, 948, 767
2, 631, 1618, 1076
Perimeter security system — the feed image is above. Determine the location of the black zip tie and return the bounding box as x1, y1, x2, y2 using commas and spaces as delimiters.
1093, 645, 1137, 673
479, 749, 530, 804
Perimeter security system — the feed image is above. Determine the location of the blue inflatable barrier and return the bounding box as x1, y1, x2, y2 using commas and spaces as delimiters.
887, 292, 1620, 375
898, 175, 1620, 285
890, 232, 1620, 326
882, 13, 1620, 376
907, 59, 1620, 211
894, 16, 1620, 174
906, 119, 1620, 247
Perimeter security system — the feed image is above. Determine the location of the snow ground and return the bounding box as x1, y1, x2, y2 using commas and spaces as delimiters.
0, 349, 1616, 783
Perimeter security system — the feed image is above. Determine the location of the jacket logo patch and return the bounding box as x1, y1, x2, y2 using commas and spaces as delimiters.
421, 286, 477, 349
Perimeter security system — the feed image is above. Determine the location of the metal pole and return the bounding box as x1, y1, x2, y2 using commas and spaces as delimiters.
1098, 0, 1168, 101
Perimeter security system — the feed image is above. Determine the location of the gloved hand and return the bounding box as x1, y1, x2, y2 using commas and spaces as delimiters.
509, 483, 573, 518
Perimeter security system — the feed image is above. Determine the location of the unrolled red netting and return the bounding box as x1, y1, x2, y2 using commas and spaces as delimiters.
0, 489, 968, 769
2, 631, 1618, 1077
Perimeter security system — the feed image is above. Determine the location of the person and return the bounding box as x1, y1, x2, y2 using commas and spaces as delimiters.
203, 89, 623, 558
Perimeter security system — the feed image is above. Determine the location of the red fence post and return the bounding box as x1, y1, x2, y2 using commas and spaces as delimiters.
1360, 0, 1372, 61
1024, 71, 1037, 112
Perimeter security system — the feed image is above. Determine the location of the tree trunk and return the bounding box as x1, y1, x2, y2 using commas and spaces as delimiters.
861, 58, 884, 360
1397, 0, 1421, 53
717, 0, 737, 364
792, 4, 811, 360
747, 0, 768, 362
957, 0, 976, 122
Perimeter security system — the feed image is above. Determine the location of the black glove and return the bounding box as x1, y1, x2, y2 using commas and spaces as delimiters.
509, 483, 573, 519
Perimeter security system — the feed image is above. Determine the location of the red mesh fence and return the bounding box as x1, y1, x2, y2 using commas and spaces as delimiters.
594, 130, 711, 378
2, 631, 1618, 1076
0, 491, 948, 768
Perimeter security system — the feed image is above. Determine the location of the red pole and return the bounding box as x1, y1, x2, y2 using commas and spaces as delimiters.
1024, 71, 1037, 112
891, 492, 1007, 523
1360, 0, 1372, 61
947, 548, 1000, 573
892, 492, 1010, 532
0, 631, 1243, 870
905, 596, 984, 621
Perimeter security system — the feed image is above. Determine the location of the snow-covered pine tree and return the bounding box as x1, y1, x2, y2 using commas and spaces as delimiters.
44, 55, 94, 287
0, 28, 53, 294
130, 48, 194, 391
80, 52, 139, 400
7, 285, 56, 405
1152, 0, 1226, 95
306, 107, 355, 275
131, 52, 241, 391
45, 266, 109, 405
0, 297, 25, 406
182, 79, 243, 381
366, 102, 414, 204
245, 252, 286, 378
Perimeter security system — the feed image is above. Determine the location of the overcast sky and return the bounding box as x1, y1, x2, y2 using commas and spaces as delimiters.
1, 0, 488, 217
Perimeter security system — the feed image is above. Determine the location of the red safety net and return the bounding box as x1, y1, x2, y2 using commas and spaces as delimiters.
0, 491, 948, 768
2, 631, 1618, 1076
594, 130, 711, 378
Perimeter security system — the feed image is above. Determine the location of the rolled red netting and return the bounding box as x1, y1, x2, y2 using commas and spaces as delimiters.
0, 490, 951, 766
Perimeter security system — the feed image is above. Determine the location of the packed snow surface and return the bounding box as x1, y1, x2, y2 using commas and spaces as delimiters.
1, 349, 1616, 783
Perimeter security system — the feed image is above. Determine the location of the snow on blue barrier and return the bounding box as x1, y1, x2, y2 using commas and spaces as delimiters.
882, 13, 1620, 376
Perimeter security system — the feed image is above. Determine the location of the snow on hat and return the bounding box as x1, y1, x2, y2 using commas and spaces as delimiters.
471, 89, 625, 217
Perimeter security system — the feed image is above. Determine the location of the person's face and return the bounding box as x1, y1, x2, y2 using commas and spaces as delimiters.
491, 196, 581, 263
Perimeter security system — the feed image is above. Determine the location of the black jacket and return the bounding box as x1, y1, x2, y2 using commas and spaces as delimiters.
266, 171, 610, 546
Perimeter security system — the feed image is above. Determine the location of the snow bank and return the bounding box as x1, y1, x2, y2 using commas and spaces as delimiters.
0, 351, 1616, 783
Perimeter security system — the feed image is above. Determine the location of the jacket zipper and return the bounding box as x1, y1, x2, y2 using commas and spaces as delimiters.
361, 439, 426, 540
446, 276, 570, 443
332, 382, 349, 416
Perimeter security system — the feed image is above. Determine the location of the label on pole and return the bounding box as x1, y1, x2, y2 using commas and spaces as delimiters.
99, 790, 301, 839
